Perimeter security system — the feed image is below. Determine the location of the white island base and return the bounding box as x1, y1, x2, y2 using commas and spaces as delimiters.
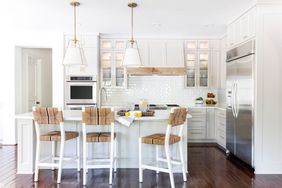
16, 110, 189, 174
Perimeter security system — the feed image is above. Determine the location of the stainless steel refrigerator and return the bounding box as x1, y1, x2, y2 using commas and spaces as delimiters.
226, 40, 254, 167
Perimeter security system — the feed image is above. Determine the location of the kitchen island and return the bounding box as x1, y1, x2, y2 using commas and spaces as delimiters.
15, 110, 191, 174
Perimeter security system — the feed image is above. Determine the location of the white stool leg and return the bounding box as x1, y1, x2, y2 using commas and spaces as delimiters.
77, 136, 80, 172
34, 140, 41, 182
83, 137, 87, 185
57, 141, 65, 184
165, 144, 175, 188
51, 141, 56, 170
156, 145, 159, 174
109, 139, 114, 184
138, 138, 143, 183
114, 138, 117, 173
179, 141, 187, 182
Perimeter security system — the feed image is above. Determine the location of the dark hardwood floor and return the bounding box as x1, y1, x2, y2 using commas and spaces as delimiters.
1, 146, 282, 188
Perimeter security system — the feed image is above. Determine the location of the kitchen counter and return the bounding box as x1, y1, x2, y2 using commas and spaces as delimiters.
15, 109, 189, 174
187, 104, 226, 110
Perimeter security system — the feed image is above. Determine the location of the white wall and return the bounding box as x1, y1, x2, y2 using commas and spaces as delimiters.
104, 76, 218, 106
0, 30, 64, 144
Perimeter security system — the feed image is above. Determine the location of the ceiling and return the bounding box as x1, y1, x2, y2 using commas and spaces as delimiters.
2, 0, 256, 37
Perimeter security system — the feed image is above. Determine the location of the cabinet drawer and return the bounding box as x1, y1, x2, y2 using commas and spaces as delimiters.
189, 108, 206, 114
188, 117, 206, 128
215, 109, 226, 118
188, 129, 206, 139
216, 117, 226, 131
217, 129, 226, 148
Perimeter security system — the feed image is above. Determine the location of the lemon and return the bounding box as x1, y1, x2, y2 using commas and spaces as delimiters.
125, 112, 130, 117
135, 112, 142, 117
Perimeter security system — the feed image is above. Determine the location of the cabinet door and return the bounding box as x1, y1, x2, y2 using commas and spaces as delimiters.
100, 40, 113, 50
148, 40, 166, 67
165, 40, 184, 67
220, 37, 227, 89
210, 51, 220, 88
101, 52, 112, 87
207, 109, 215, 139
198, 40, 210, 50
115, 52, 126, 87
198, 52, 209, 87
227, 24, 235, 48
248, 8, 256, 39
185, 52, 197, 87
240, 13, 250, 42
186, 40, 197, 50
137, 40, 149, 66
234, 20, 241, 46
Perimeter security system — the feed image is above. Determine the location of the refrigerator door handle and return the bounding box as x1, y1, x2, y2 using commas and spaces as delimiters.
232, 80, 236, 117
235, 80, 239, 118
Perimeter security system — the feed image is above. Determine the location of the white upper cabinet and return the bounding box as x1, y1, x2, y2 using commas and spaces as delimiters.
184, 39, 221, 89
148, 40, 166, 67
100, 39, 127, 88
227, 8, 256, 49
136, 39, 185, 67
137, 40, 149, 67
165, 40, 184, 67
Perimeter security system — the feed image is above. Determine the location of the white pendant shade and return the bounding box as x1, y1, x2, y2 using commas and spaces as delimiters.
63, 40, 86, 66
123, 47, 141, 67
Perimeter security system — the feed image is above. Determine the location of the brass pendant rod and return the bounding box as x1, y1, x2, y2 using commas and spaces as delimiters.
130, 5, 134, 47
128, 2, 137, 48
70, 1, 80, 45
74, 4, 77, 44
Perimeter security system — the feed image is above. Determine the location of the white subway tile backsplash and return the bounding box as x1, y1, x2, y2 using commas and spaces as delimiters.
104, 76, 218, 106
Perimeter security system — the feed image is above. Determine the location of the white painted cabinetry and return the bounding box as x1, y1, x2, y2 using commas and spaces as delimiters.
188, 107, 226, 147
100, 39, 127, 88
215, 108, 226, 149
206, 109, 215, 139
188, 108, 216, 142
141, 40, 185, 67
227, 8, 256, 49
184, 40, 221, 89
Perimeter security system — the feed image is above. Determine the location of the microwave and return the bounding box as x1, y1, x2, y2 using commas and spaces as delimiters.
65, 75, 97, 108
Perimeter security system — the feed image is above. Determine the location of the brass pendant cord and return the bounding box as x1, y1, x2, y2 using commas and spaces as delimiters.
70, 1, 80, 45
130, 5, 134, 47
73, 3, 77, 44
128, 2, 137, 48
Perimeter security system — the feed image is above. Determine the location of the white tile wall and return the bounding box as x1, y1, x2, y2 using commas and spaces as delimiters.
104, 76, 218, 106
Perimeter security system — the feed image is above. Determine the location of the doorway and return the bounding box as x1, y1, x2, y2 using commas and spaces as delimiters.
15, 48, 52, 114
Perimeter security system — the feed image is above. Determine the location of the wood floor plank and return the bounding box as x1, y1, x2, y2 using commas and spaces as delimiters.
1, 146, 282, 187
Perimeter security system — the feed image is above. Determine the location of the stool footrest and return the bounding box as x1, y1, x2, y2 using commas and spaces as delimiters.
38, 163, 60, 168
157, 157, 182, 165
141, 164, 170, 173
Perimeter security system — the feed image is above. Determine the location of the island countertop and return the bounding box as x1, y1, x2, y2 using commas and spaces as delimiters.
15, 110, 192, 121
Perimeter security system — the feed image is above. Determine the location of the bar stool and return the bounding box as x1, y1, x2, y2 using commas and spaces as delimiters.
32, 107, 80, 184
81, 107, 117, 185
139, 107, 188, 188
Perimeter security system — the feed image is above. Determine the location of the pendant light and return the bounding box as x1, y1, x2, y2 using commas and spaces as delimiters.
63, 0, 86, 66
123, 2, 142, 67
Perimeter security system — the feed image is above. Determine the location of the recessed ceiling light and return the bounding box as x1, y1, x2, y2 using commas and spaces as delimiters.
152, 23, 162, 28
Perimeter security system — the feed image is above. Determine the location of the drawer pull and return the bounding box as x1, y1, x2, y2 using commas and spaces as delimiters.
191, 120, 205, 123
190, 132, 203, 135
220, 135, 225, 139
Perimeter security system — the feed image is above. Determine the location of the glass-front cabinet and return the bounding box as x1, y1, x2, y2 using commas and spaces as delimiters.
185, 40, 210, 88
100, 39, 127, 88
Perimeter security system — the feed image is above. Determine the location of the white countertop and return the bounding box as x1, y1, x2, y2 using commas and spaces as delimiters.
187, 104, 226, 110
15, 110, 192, 121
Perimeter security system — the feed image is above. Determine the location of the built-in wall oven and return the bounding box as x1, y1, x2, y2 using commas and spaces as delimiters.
65, 75, 97, 110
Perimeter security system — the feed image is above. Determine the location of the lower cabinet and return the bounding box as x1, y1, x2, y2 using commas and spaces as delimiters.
188, 107, 226, 149
215, 108, 226, 149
